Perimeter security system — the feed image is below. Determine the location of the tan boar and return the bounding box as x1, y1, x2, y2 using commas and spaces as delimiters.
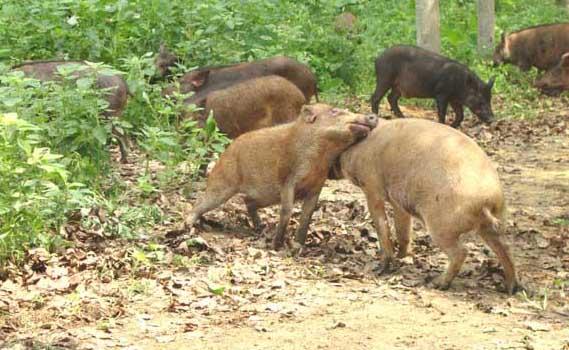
184, 104, 378, 249
185, 76, 306, 138
331, 118, 521, 294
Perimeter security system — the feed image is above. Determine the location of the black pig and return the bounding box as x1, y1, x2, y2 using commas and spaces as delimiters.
371, 45, 495, 128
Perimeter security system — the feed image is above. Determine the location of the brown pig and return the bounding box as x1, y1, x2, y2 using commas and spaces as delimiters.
184, 104, 378, 249
493, 23, 569, 71
154, 44, 179, 79
330, 118, 521, 294
185, 76, 306, 139
12, 60, 130, 162
164, 56, 319, 104
534, 52, 569, 95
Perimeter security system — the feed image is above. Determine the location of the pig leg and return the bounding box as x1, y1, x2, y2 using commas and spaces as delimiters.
387, 91, 405, 118
184, 187, 237, 230
392, 206, 412, 258
449, 102, 464, 128
366, 192, 394, 273
272, 183, 295, 250
478, 230, 520, 294
294, 190, 322, 245
371, 82, 390, 114
435, 97, 449, 125
244, 197, 262, 231
111, 126, 129, 163
431, 233, 467, 290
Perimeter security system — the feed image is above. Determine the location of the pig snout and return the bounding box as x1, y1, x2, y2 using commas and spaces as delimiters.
349, 114, 378, 137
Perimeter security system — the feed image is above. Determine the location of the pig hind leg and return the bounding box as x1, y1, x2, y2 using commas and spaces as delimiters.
371, 77, 391, 115
184, 186, 237, 229
392, 205, 412, 258
431, 230, 467, 290
478, 228, 520, 294
387, 91, 405, 118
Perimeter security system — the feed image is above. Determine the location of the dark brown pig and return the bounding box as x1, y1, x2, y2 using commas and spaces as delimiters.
185, 76, 306, 138
12, 60, 130, 162
493, 23, 569, 71
154, 44, 179, 79
165, 56, 319, 104
184, 104, 378, 249
534, 52, 569, 95
329, 118, 521, 294
371, 45, 495, 128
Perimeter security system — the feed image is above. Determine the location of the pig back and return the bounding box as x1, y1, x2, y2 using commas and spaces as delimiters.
340, 119, 503, 216
203, 75, 305, 138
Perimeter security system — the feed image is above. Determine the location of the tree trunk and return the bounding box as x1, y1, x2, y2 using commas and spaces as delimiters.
416, 0, 440, 53
477, 0, 495, 57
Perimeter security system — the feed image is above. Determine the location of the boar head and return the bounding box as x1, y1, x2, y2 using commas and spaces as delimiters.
154, 44, 179, 78
493, 33, 510, 66
464, 75, 495, 124
300, 104, 378, 148
534, 53, 569, 96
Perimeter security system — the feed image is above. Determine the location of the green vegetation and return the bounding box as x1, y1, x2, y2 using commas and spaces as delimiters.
0, 0, 567, 264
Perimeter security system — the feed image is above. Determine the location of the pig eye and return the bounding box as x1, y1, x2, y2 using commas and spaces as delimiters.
330, 108, 341, 116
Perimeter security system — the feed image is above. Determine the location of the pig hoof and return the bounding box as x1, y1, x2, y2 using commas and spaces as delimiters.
432, 276, 451, 291
506, 280, 526, 295
377, 257, 394, 275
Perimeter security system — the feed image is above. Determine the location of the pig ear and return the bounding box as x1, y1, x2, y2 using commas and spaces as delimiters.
487, 76, 496, 90
561, 53, 569, 67
190, 70, 210, 88
300, 105, 318, 123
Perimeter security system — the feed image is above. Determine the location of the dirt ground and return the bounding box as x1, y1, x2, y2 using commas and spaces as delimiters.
1, 105, 568, 350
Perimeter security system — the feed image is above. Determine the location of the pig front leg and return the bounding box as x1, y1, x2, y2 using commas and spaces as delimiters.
365, 191, 395, 273
244, 197, 262, 231
450, 102, 464, 128
294, 189, 323, 245
272, 182, 296, 250
435, 97, 449, 125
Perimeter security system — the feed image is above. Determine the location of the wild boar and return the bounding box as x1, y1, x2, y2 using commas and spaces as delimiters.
12, 60, 130, 162
185, 76, 306, 139
534, 52, 569, 95
154, 44, 179, 79
370, 45, 495, 128
330, 118, 521, 294
164, 56, 319, 104
493, 23, 569, 71
184, 104, 378, 249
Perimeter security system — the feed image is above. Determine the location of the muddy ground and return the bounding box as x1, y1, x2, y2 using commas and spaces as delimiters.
1, 104, 568, 350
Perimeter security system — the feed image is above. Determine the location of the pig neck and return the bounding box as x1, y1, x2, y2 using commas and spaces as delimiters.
289, 125, 347, 177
